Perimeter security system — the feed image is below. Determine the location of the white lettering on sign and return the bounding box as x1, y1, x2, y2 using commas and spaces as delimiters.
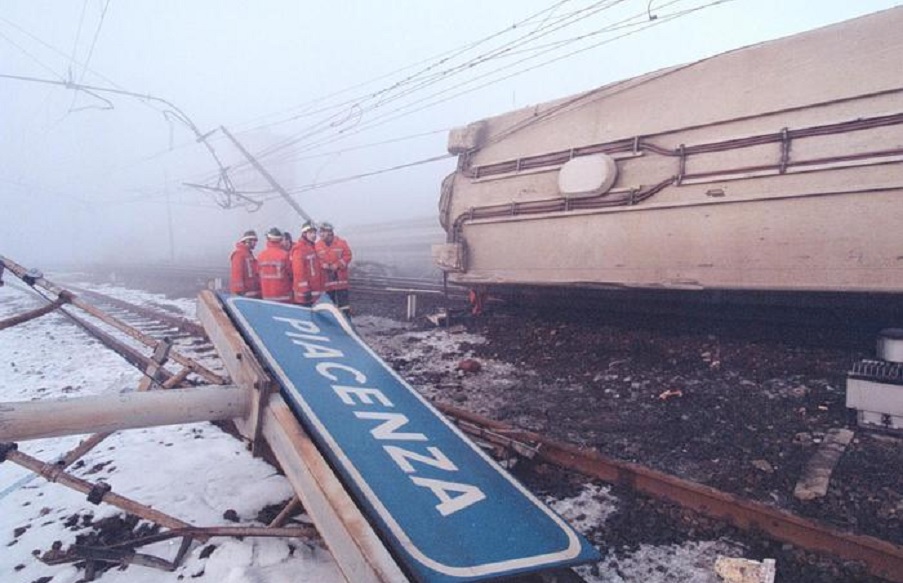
355, 411, 428, 441
410, 476, 488, 517
384, 445, 457, 473
273, 316, 344, 359
333, 385, 394, 407
274, 314, 486, 516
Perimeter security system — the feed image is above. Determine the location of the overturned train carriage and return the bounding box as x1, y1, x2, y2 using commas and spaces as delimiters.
435, 8, 903, 304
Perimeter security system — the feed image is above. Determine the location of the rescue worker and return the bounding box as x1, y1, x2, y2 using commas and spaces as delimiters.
281, 231, 293, 252
290, 222, 325, 306
257, 227, 293, 303
315, 221, 353, 315
229, 230, 261, 298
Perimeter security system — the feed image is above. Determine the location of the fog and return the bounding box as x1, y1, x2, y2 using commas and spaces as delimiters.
2, 0, 899, 268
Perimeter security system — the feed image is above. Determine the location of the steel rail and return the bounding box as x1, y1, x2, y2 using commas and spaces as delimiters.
68, 286, 208, 338
436, 403, 903, 583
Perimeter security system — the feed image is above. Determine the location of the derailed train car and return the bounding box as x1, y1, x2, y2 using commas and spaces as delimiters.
434, 8, 903, 307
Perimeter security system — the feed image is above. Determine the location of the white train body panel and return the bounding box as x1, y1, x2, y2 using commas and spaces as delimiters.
437, 8, 903, 293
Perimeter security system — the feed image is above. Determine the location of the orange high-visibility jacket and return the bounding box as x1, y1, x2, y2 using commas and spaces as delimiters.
290, 238, 325, 305
229, 242, 260, 298
316, 236, 352, 291
257, 240, 293, 302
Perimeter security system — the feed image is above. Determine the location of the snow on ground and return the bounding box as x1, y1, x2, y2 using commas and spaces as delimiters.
2, 280, 744, 582
0, 281, 342, 583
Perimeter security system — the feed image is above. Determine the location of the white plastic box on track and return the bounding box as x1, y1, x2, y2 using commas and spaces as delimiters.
846, 330, 903, 434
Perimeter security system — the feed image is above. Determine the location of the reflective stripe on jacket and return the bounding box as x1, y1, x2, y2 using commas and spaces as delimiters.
258, 241, 293, 302
229, 242, 260, 297
315, 236, 352, 291
290, 238, 325, 304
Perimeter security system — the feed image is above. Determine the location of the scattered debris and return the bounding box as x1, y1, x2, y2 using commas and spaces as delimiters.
657, 388, 682, 401
457, 358, 482, 374
751, 459, 774, 474
714, 556, 776, 583
793, 428, 855, 501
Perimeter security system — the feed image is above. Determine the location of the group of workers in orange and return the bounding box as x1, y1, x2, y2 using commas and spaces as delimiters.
229, 221, 353, 316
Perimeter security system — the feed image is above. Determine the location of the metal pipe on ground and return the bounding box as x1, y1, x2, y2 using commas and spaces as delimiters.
0, 385, 250, 441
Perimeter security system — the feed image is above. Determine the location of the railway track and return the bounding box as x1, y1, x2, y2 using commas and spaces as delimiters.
3, 259, 902, 582
67, 285, 208, 338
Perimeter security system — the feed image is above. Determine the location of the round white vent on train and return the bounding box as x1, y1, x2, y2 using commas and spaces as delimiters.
877, 328, 903, 363
558, 153, 618, 198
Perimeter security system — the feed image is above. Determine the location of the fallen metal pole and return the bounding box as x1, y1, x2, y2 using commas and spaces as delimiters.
1, 446, 193, 530
437, 403, 903, 583
0, 385, 249, 441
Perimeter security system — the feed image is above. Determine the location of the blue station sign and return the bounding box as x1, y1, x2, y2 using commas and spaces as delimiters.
223, 296, 599, 582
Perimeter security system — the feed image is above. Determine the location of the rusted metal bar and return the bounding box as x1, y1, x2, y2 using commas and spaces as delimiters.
41, 524, 319, 575
162, 366, 192, 389
1, 446, 192, 530
0, 255, 225, 385
138, 338, 173, 391
0, 291, 70, 330
59, 432, 113, 468
268, 496, 303, 527
103, 525, 318, 549
437, 403, 903, 583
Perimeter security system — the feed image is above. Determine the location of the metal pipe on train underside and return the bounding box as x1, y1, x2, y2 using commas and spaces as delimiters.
0, 385, 250, 442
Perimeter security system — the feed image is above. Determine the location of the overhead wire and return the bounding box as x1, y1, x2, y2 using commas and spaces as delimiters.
248, 0, 703, 173
235, 0, 598, 167
186, 0, 733, 205
249, 0, 709, 169
0, 27, 66, 80
68, 0, 89, 81
228, 0, 577, 138
4, 0, 736, 212
210, 0, 630, 184
70, 0, 113, 111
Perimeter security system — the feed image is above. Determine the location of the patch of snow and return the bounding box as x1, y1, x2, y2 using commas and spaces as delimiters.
0, 282, 342, 583
584, 540, 745, 583
548, 482, 619, 533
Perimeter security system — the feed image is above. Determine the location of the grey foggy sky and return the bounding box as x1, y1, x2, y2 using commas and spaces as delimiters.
2, 0, 901, 267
